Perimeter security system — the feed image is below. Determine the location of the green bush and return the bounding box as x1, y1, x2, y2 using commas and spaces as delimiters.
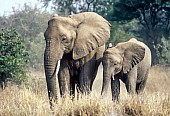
0, 28, 29, 87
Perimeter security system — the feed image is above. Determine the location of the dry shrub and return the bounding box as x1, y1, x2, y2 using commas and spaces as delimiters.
162, 99, 170, 115
0, 66, 170, 116
122, 98, 151, 116
51, 94, 114, 116
1, 85, 170, 116
0, 85, 52, 116
158, 94, 170, 115
146, 65, 170, 93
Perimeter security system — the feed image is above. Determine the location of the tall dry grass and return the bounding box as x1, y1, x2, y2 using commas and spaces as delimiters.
0, 65, 170, 116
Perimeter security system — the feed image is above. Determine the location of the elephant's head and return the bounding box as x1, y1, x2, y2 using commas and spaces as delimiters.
101, 41, 145, 96
44, 12, 111, 106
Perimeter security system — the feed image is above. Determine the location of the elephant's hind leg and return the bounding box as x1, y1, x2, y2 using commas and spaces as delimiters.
136, 80, 146, 94
136, 71, 149, 94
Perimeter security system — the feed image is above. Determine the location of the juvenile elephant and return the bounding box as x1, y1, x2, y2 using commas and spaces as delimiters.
101, 38, 151, 101
44, 12, 111, 106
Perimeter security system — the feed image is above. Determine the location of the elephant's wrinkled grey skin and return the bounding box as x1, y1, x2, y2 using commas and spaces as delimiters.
101, 38, 151, 101
44, 12, 111, 107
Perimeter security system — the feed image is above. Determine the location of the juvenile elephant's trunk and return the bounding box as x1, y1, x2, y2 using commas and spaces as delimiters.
101, 65, 112, 97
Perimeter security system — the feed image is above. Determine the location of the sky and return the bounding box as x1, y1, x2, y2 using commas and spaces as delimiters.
0, 0, 45, 16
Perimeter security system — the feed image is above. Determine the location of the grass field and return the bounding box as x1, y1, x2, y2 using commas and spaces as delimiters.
0, 65, 170, 116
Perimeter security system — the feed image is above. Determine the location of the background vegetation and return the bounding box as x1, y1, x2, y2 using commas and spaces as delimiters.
1, 1, 170, 73
0, 28, 28, 89
0, 0, 170, 115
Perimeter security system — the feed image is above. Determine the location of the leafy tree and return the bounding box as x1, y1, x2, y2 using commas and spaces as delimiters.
40, 0, 115, 16
0, 4, 50, 46
108, 0, 170, 64
0, 4, 51, 70
108, 20, 137, 46
0, 28, 29, 90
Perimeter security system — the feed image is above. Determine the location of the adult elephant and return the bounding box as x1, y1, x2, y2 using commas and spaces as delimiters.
44, 12, 111, 106
101, 38, 151, 101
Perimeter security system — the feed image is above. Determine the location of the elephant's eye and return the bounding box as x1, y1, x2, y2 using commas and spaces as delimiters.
111, 60, 118, 66
113, 62, 118, 66
61, 35, 68, 43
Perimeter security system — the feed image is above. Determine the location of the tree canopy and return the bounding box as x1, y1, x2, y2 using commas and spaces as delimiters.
40, 0, 115, 16
109, 0, 170, 64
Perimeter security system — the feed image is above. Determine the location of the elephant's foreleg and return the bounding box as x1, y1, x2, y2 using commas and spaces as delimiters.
76, 84, 81, 99
70, 82, 75, 99
125, 68, 137, 95
111, 77, 120, 101
58, 59, 70, 97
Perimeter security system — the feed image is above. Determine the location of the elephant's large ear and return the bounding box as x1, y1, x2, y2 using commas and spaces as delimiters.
122, 43, 145, 73
70, 12, 111, 60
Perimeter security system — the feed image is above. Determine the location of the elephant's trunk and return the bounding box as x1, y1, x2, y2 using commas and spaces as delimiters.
101, 65, 112, 97
44, 39, 62, 107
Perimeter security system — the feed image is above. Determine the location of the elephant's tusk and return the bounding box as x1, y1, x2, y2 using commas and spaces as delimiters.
56, 60, 60, 75
52, 14, 58, 17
